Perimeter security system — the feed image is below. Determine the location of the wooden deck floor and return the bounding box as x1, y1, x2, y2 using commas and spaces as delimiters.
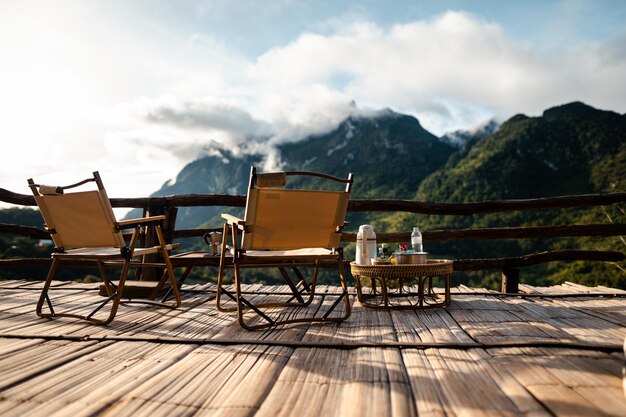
0, 279, 624, 416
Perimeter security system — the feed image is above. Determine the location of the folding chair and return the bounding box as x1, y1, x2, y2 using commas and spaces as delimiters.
217, 166, 353, 330
28, 171, 181, 325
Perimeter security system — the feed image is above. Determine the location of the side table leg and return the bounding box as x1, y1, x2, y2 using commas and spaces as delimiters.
355, 275, 363, 303
377, 277, 389, 307
418, 275, 424, 307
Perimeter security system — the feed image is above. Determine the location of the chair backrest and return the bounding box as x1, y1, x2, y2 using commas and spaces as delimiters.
241, 167, 353, 250
28, 172, 125, 249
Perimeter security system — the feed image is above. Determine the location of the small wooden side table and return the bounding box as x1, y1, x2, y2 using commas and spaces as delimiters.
350, 260, 453, 309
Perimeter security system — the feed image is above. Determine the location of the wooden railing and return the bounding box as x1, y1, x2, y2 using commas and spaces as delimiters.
1, 187, 625, 292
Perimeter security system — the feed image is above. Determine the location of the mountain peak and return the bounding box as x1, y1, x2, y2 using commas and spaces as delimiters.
542, 101, 599, 119
346, 107, 405, 123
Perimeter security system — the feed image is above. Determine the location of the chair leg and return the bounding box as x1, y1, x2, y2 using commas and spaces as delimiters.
36, 258, 60, 318
95, 258, 128, 324
281, 267, 315, 305
321, 255, 351, 321
162, 265, 193, 303
85, 258, 129, 325
338, 254, 352, 319
97, 260, 115, 296
36, 257, 123, 325
149, 259, 180, 307
231, 256, 352, 331
226, 263, 319, 313
154, 225, 181, 307
234, 262, 275, 330
216, 223, 231, 312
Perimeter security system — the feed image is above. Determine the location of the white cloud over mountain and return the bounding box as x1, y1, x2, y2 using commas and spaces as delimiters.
132, 11, 626, 163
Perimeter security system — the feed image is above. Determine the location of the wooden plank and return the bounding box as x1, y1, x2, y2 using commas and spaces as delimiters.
525, 384, 602, 417
421, 348, 526, 416
255, 348, 415, 417
400, 350, 448, 417
517, 283, 541, 294
551, 298, 626, 327
471, 349, 550, 416
0, 400, 43, 417
0, 280, 44, 289
0, 342, 197, 417
0, 337, 48, 356
0, 339, 108, 391
547, 317, 625, 344
94, 344, 291, 417
489, 348, 626, 416
392, 309, 475, 344
304, 297, 394, 344
573, 386, 626, 416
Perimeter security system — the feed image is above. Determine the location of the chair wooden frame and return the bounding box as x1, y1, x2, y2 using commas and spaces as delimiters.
216, 166, 353, 330
28, 171, 181, 325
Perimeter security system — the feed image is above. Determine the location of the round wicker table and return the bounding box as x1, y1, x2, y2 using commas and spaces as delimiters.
350, 260, 453, 309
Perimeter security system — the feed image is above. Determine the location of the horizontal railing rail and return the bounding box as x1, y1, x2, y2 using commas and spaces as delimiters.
1, 187, 625, 292
1, 249, 623, 271
4, 221, 626, 243
3, 188, 626, 213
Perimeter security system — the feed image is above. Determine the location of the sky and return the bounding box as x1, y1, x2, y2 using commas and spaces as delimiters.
1, 0, 625, 204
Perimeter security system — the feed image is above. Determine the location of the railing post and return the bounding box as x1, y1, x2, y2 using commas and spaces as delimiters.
501, 268, 519, 293
162, 206, 178, 244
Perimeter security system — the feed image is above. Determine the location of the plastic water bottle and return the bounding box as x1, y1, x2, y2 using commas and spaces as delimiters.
411, 227, 423, 252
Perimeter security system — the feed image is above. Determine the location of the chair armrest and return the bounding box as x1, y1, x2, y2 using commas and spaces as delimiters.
221, 213, 246, 228
116, 215, 167, 229
335, 221, 349, 232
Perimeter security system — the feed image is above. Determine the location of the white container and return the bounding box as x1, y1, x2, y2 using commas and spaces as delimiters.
356, 225, 377, 265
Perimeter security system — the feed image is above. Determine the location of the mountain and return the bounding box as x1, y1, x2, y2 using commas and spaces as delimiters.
388, 101, 626, 288
144, 109, 456, 228
416, 101, 625, 203
280, 110, 455, 199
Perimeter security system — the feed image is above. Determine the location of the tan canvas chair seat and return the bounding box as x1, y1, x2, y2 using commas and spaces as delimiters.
217, 166, 354, 330
242, 248, 338, 259
29, 171, 181, 325
52, 244, 177, 259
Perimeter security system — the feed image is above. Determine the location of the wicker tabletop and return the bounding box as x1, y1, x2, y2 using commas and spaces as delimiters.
350, 259, 453, 309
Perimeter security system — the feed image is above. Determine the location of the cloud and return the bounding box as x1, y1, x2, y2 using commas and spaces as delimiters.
116, 10, 626, 175
6, 6, 624, 204
244, 11, 626, 132
143, 98, 273, 141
